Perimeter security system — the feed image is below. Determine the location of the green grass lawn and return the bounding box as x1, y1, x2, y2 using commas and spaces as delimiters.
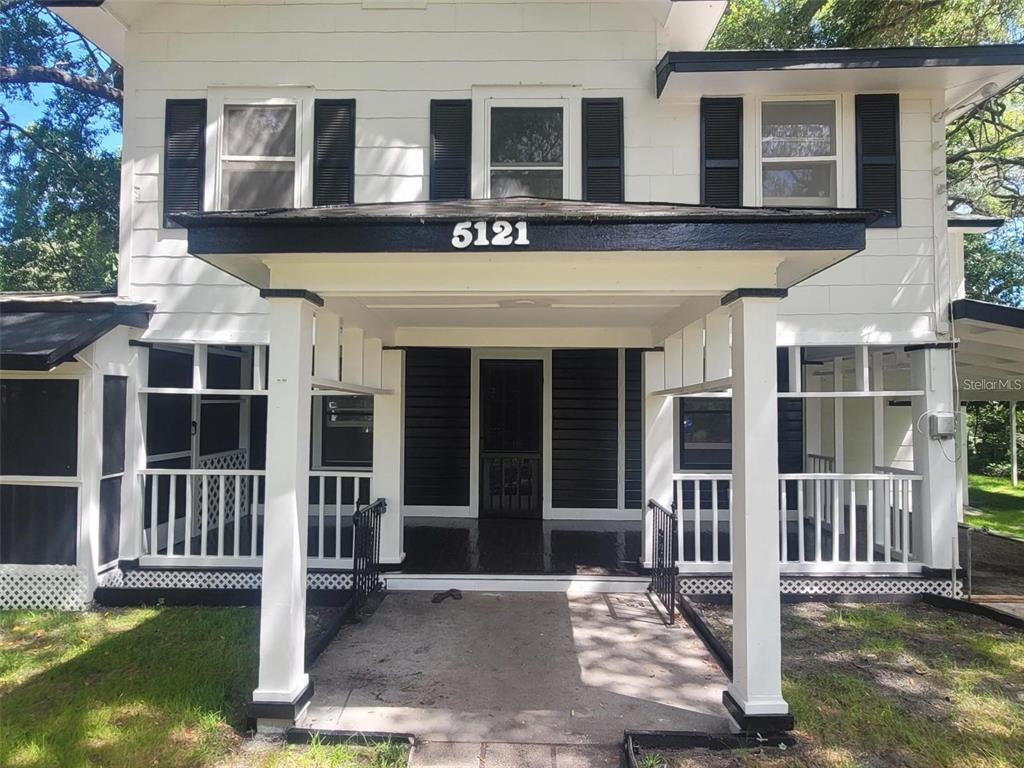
0, 607, 407, 768
966, 474, 1024, 540
651, 602, 1024, 768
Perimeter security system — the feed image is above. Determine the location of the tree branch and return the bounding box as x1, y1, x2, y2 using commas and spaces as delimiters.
0, 65, 122, 104
0, 107, 81, 178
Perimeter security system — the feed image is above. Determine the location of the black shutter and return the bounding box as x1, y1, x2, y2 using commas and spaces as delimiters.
313, 99, 356, 206
163, 99, 206, 228
429, 100, 471, 200
404, 348, 471, 506
552, 349, 619, 509
856, 94, 901, 228
624, 349, 643, 509
582, 98, 624, 202
700, 97, 742, 207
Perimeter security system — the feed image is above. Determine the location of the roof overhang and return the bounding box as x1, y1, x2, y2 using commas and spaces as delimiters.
172, 197, 878, 294
41, 1, 126, 63
948, 212, 1005, 235
952, 299, 1024, 402
657, 45, 1024, 119
0, 295, 153, 371
662, 1, 729, 53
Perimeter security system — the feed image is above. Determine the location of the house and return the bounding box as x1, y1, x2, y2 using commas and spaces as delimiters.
4, 0, 1024, 735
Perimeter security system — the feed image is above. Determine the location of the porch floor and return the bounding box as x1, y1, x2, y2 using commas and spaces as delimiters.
401, 518, 643, 576
304, 592, 729, 744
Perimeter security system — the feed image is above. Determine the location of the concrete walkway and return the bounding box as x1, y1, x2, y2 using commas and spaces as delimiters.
304, 591, 729, 750
407, 741, 621, 767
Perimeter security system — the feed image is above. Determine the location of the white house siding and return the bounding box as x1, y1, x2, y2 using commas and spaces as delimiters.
120, 0, 946, 349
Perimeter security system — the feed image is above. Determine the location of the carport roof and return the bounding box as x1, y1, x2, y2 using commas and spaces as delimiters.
952, 299, 1024, 402
0, 295, 153, 371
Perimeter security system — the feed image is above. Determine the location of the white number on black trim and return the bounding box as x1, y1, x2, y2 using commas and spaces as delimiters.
450, 220, 530, 249
451, 222, 473, 249
491, 220, 513, 246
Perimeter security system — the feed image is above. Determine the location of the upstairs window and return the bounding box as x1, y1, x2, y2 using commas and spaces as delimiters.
220, 104, 298, 210
760, 100, 838, 208
488, 106, 565, 199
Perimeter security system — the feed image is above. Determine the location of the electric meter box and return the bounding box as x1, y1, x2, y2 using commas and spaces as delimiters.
928, 413, 956, 440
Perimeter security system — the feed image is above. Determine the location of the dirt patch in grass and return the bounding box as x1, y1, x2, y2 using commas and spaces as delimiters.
640, 600, 1024, 768
0, 607, 406, 768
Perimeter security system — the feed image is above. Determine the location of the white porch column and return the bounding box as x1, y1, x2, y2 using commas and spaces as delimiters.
314, 310, 340, 380
643, 350, 673, 567
252, 290, 318, 726
956, 406, 969, 520
372, 348, 405, 565
910, 346, 957, 569
120, 342, 149, 561
724, 290, 792, 732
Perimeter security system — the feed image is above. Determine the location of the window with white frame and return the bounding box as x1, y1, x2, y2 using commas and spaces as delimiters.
220, 103, 298, 210
488, 106, 566, 199
760, 100, 838, 208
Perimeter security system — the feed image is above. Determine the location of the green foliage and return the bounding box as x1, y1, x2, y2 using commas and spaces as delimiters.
964, 226, 1024, 306
712, 0, 1024, 221
967, 402, 1022, 476
1, 2, 121, 293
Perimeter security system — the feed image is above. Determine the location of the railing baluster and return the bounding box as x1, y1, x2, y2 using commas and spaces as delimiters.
831, 478, 840, 562
866, 481, 875, 563
233, 475, 241, 557
815, 478, 822, 563
201, 475, 209, 556
779, 479, 788, 562
250, 475, 259, 557
884, 476, 893, 562
726, 481, 733, 561
318, 475, 325, 560
711, 480, 719, 563
149, 475, 158, 556
902, 480, 911, 564
217, 474, 226, 557
168, 473, 177, 556
693, 481, 701, 563
336, 476, 343, 560
184, 474, 193, 557
797, 479, 805, 564
849, 479, 857, 562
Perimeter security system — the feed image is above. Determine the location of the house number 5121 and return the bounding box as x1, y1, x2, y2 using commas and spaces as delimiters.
451, 221, 529, 249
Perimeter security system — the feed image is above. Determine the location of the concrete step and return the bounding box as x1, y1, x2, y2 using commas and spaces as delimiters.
384, 573, 650, 593
409, 741, 623, 768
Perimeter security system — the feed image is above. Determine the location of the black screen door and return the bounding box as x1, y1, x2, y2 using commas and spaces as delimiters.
479, 360, 542, 518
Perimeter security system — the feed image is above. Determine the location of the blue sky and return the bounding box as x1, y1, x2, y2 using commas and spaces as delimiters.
4, 86, 123, 153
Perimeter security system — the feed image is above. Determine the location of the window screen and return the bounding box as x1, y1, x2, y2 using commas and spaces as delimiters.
761, 101, 838, 207
0, 485, 77, 564
221, 104, 297, 210
0, 379, 78, 476
102, 376, 127, 476
489, 107, 564, 199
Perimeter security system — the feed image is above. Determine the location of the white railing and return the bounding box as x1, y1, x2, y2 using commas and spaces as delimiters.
307, 470, 373, 567
138, 468, 372, 569
674, 471, 921, 574
807, 453, 836, 473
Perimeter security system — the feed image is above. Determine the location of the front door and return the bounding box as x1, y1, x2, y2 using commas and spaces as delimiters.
479, 360, 542, 518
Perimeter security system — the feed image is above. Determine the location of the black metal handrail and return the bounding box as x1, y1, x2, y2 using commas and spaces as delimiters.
647, 498, 679, 625
352, 497, 386, 603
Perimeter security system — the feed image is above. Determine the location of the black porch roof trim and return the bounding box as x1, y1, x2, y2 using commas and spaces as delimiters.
0, 296, 153, 371
657, 44, 1024, 96
259, 288, 325, 307
951, 298, 1024, 330
172, 197, 878, 255
948, 214, 1005, 230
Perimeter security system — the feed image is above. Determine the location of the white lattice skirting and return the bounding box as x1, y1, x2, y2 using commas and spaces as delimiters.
115, 568, 354, 591
0, 565, 91, 611
679, 575, 963, 599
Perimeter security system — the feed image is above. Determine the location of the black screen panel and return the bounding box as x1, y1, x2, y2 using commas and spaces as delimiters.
0, 379, 78, 476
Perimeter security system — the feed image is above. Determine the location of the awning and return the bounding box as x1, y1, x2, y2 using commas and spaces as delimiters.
952, 299, 1024, 402
657, 44, 1024, 117
0, 295, 153, 371
948, 212, 1005, 234
172, 196, 879, 291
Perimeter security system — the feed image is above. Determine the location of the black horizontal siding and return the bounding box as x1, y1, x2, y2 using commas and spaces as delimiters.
624, 349, 643, 509
552, 349, 618, 509
404, 348, 471, 506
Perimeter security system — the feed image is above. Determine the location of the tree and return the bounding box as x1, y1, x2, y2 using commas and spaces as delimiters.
0, 1, 122, 292
712, 0, 1024, 220
964, 224, 1024, 306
